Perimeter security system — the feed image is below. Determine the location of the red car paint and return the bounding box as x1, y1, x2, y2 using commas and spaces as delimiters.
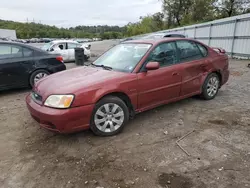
26, 38, 229, 133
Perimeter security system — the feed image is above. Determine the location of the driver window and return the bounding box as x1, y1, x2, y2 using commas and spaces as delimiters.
147, 42, 178, 67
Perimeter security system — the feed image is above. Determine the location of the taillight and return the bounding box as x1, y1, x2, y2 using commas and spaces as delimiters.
56, 56, 63, 63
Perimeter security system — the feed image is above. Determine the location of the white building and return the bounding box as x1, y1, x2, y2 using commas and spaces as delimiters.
0, 29, 17, 40
155, 13, 250, 58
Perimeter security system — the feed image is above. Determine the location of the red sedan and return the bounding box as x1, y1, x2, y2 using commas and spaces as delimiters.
26, 38, 229, 136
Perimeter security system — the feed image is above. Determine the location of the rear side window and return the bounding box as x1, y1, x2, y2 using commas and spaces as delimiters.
23, 47, 34, 57
197, 43, 208, 57
0, 45, 11, 59
176, 40, 203, 62
0, 44, 23, 59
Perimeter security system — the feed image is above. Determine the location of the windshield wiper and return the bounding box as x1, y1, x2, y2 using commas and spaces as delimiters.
91, 63, 113, 70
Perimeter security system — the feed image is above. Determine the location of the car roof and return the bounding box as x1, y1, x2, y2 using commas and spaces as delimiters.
122, 38, 194, 45
0, 41, 48, 53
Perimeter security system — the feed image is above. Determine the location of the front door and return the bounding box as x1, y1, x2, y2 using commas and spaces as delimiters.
137, 42, 182, 110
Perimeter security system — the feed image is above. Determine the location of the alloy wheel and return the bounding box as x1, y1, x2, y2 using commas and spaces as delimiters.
94, 103, 125, 133
207, 76, 219, 97
34, 72, 48, 83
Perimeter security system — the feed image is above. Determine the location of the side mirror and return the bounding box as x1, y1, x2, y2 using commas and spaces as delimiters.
146, 62, 160, 71
50, 48, 54, 52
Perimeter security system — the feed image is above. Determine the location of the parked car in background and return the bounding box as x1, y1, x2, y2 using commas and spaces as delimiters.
41, 40, 91, 62
26, 38, 229, 136
29, 38, 39, 43
40, 38, 52, 43
0, 41, 66, 90
142, 33, 186, 39
14, 39, 27, 43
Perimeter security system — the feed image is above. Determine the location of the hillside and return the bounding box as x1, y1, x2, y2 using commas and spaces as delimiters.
0, 19, 126, 39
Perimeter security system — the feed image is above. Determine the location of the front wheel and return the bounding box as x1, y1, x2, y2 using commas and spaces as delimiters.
201, 73, 220, 100
90, 96, 129, 136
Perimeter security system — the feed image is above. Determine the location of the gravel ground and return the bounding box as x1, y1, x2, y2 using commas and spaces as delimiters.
0, 47, 250, 187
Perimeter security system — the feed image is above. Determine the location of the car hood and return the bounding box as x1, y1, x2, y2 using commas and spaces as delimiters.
34, 66, 128, 98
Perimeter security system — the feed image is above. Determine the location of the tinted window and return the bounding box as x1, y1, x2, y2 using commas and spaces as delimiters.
0, 45, 11, 59
67, 43, 78, 49
12, 46, 23, 58
197, 43, 208, 57
0, 44, 23, 59
176, 40, 203, 62
23, 47, 33, 57
147, 42, 178, 67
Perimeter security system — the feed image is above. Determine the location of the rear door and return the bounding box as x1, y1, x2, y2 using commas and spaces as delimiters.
176, 40, 208, 96
0, 44, 34, 88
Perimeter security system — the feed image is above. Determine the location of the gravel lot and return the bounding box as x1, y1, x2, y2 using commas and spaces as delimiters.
0, 42, 250, 188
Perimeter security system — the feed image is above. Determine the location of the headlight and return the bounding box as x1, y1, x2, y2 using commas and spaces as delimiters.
44, 95, 74, 109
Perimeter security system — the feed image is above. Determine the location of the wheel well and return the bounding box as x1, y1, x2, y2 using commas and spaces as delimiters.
98, 92, 135, 118
30, 68, 51, 76
29, 68, 51, 86
212, 71, 222, 85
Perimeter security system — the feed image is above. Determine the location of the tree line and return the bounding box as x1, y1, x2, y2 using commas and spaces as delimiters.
1, 0, 250, 39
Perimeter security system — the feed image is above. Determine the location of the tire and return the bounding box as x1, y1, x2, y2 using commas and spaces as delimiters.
201, 73, 220, 100
84, 55, 89, 61
29, 69, 50, 87
90, 96, 129, 136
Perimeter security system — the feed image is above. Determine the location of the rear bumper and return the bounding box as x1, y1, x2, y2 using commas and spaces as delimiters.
48, 64, 66, 73
26, 94, 94, 133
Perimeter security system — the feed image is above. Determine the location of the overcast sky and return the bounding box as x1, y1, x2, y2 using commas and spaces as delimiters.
0, 0, 162, 27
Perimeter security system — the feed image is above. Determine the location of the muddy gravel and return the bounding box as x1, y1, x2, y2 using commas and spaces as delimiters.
0, 57, 250, 188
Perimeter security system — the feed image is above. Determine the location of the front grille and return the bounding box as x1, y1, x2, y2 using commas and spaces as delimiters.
31, 91, 43, 102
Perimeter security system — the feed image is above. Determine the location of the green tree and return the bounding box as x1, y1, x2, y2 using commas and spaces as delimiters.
215, 0, 250, 18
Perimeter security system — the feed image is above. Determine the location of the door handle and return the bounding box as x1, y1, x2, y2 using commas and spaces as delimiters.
172, 72, 179, 76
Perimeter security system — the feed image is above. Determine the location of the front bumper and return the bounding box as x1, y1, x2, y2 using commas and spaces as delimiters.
26, 94, 94, 133
221, 69, 229, 86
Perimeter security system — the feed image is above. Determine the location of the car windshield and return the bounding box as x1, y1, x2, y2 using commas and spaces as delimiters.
41, 42, 53, 51
93, 43, 152, 72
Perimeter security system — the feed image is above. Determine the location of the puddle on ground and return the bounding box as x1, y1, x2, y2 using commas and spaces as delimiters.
158, 173, 193, 188
208, 119, 228, 125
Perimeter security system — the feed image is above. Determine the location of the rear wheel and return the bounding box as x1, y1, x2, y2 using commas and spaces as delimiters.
29, 69, 50, 87
84, 55, 89, 61
90, 96, 129, 136
201, 73, 220, 100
